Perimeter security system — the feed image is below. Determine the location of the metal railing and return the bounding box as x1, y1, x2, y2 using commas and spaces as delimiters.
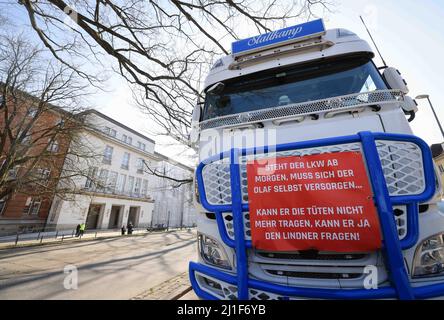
81, 186, 152, 200
0, 225, 197, 247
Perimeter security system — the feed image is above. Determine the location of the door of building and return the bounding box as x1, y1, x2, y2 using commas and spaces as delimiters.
128, 207, 140, 227
108, 206, 121, 229
86, 204, 102, 229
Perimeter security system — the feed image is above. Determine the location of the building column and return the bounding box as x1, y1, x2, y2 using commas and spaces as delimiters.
121, 205, 129, 228
98, 202, 113, 229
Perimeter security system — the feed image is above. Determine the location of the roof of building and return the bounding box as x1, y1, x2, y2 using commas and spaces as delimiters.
80, 109, 156, 144
154, 151, 194, 172
82, 109, 194, 172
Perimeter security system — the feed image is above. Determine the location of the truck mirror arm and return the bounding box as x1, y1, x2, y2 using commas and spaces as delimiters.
407, 110, 415, 122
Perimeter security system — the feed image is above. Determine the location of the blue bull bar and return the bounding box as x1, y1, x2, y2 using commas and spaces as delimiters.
189, 131, 444, 300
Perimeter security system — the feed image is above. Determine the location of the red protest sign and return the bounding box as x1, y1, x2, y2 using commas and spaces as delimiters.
246, 151, 382, 252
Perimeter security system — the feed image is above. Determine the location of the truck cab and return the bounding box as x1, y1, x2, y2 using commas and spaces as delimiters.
189, 19, 444, 300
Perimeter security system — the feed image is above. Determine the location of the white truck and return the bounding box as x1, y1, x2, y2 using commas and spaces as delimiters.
188, 19, 444, 300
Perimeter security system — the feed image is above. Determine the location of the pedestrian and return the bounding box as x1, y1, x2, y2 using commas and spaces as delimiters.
75, 224, 81, 237
121, 225, 126, 235
79, 223, 86, 236
127, 222, 133, 235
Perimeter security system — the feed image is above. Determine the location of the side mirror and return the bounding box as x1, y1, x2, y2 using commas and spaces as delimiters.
189, 104, 201, 146
402, 96, 418, 122
383, 67, 409, 94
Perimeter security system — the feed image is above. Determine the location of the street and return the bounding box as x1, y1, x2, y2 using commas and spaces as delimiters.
0, 230, 197, 299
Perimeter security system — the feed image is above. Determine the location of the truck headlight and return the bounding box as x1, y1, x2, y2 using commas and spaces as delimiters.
198, 233, 231, 270
194, 176, 201, 204
413, 233, 444, 277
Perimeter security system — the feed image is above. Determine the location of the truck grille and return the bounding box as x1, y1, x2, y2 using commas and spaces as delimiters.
256, 251, 366, 261
202, 140, 425, 207
221, 205, 408, 241
265, 269, 362, 279
199, 89, 404, 130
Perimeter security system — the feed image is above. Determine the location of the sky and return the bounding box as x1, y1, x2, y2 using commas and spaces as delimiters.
324, 0, 444, 144
2, 0, 444, 165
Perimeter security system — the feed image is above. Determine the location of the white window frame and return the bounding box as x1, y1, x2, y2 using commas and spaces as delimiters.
103, 127, 111, 135
116, 174, 127, 193
109, 128, 117, 138
127, 176, 135, 194
27, 108, 38, 118
98, 168, 109, 190
47, 140, 59, 153
137, 158, 144, 173
27, 198, 42, 215
103, 145, 114, 164
142, 179, 148, 197
134, 177, 141, 195
36, 168, 51, 185
85, 166, 98, 189
121, 152, 130, 169
107, 171, 118, 192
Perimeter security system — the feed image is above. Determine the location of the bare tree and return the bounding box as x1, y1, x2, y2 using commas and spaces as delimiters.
143, 160, 193, 188
0, 33, 98, 202
11, 0, 333, 144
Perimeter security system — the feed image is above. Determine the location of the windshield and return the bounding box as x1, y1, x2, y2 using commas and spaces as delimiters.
202, 57, 387, 121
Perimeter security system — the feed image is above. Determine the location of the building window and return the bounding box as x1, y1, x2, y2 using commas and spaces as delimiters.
7, 168, 17, 181
36, 168, 51, 185
30, 199, 41, 215
103, 145, 113, 164
85, 166, 98, 189
126, 176, 135, 194
27, 108, 38, 118
107, 171, 118, 193
136, 158, 144, 173
122, 134, 133, 145
142, 179, 148, 197
18, 129, 31, 145
56, 118, 65, 128
134, 177, 141, 196
103, 126, 116, 138
116, 174, 127, 193
137, 141, 146, 151
98, 169, 109, 190
0, 197, 6, 215
121, 152, 130, 170
47, 140, 59, 153
24, 197, 41, 215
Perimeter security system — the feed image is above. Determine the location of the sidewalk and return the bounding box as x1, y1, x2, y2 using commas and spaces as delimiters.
0, 227, 195, 249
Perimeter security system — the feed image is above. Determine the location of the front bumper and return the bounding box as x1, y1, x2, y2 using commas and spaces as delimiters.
191, 131, 441, 300
189, 261, 444, 300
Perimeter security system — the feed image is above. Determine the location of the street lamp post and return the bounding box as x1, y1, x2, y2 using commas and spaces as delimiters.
416, 94, 444, 140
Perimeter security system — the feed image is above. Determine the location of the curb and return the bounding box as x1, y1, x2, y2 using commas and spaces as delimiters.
131, 272, 193, 300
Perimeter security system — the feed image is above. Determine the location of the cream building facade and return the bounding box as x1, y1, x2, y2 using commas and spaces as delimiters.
47, 110, 195, 231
